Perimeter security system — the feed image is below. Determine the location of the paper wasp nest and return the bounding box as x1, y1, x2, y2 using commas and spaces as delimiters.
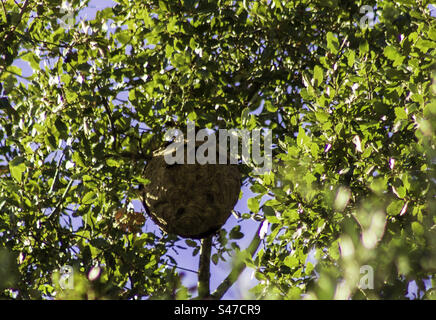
141, 141, 241, 239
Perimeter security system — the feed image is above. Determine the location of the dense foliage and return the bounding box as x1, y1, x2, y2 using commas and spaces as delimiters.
0, 0, 435, 299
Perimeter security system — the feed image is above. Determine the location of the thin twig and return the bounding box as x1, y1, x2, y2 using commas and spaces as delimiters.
48, 178, 74, 221
166, 263, 199, 274
98, 87, 118, 151
0, 0, 7, 22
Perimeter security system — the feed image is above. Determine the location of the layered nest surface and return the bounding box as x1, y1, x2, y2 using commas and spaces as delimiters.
141, 141, 241, 239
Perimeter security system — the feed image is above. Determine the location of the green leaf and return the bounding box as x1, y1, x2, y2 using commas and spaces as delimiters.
313, 65, 323, 87
21, 52, 40, 70
394, 107, 407, 120
250, 183, 266, 194
229, 225, 244, 239
384, 46, 399, 61
297, 127, 310, 148
326, 32, 339, 54
411, 222, 424, 236
159, 0, 168, 11
6, 65, 21, 76
115, 30, 130, 44
106, 158, 120, 167
370, 176, 388, 194
329, 240, 340, 260
129, 89, 136, 102
359, 40, 369, 55
284, 255, 298, 268
185, 239, 197, 247
263, 205, 280, 224
347, 50, 355, 67
82, 191, 97, 204
384, 46, 405, 66
187, 111, 197, 121
241, 107, 250, 127
387, 199, 404, 216
247, 197, 260, 213
416, 39, 436, 53
264, 100, 278, 112
9, 156, 26, 183
305, 262, 314, 275
315, 111, 329, 123
211, 253, 219, 265
54, 118, 68, 139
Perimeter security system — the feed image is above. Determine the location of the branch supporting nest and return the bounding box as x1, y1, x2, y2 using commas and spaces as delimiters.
197, 234, 213, 299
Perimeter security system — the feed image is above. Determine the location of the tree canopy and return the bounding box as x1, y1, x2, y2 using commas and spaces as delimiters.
0, 0, 435, 299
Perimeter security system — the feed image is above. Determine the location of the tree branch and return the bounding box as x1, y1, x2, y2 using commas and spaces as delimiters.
211, 222, 263, 300
98, 90, 118, 151
197, 234, 213, 299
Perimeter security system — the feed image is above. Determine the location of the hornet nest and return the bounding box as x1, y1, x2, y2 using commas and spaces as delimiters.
140, 139, 241, 239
